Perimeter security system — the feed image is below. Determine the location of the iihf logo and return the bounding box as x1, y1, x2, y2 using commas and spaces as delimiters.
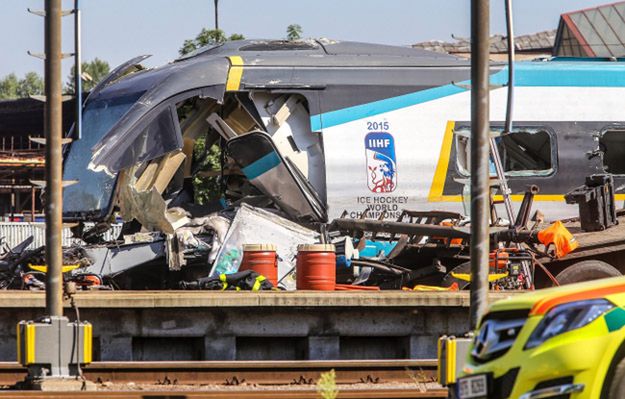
365, 132, 397, 193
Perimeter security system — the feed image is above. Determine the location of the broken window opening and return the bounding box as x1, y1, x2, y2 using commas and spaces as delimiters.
600, 130, 625, 175
63, 90, 146, 219
101, 89, 328, 230
455, 127, 555, 178
174, 93, 266, 208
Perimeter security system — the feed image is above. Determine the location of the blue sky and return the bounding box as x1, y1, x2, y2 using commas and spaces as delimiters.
0, 0, 613, 78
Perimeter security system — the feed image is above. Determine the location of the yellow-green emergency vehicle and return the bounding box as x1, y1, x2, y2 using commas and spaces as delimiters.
456, 277, 625, 399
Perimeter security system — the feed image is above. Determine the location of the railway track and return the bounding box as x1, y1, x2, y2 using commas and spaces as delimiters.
0, 360, 446, 398
0, 359, 438, 386
0, 389, 448, 398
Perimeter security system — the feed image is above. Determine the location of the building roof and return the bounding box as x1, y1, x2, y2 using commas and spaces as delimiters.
0, 97, 75, 138
412, 30, 556, 54
555, 1, 625, 57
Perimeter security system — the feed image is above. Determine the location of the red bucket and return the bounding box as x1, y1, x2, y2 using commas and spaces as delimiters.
296, 244, 336, 291
240, 244, 278, 286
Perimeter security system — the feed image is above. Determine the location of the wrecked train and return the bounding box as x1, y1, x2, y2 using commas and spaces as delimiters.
5, 39, 625, 289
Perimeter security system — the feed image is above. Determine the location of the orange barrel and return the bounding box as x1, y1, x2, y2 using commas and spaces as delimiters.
296, 244, 336, 290
240, 244, 278, 286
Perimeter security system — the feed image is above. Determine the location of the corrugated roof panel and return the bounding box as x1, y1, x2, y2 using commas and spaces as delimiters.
561, 1, 625, 57
569, 11, 608, 56
611, 3, 625, 51
616, 2, 625, 19
601, 5, 625, 54
586, 8, 621, 56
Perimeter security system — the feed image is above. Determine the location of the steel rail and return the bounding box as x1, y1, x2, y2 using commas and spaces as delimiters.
0, 389, 449, 399
0, 360, 438, 386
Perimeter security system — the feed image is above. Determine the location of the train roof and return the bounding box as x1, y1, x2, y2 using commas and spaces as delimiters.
175, 39, 471, 67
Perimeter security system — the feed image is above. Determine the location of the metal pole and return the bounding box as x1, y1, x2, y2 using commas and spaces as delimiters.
214, 0, 219, 30
44, 0, 64, 317
74, 0, 82, 140
470, 0, 490, 330
486, 0, 516, 223
504, 0, 515, 134
31, 186, 36, 219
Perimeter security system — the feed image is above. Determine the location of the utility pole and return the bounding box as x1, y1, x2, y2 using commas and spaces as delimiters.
469, 0, 490, 330
45, 0, 64, 319
214, 0, 219, 30
18, 1, 92, 388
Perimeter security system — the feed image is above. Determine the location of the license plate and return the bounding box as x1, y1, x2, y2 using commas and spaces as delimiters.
457, 374, 488, 399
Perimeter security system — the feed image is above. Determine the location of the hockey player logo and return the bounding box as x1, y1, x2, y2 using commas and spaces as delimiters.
365, 132, 397, 193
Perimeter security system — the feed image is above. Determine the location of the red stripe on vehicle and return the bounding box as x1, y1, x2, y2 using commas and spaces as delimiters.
530, 283, 625, 316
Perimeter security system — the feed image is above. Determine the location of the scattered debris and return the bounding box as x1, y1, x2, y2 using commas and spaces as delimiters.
3, 42, 620, 292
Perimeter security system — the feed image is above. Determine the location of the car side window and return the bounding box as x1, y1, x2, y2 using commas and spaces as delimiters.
600, 130, 625, 175
455, 127, 555, 177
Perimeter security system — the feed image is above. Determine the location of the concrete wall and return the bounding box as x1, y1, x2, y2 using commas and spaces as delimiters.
0, 306, 470, 361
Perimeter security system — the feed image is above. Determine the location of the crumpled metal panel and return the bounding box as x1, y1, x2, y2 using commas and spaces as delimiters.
88, 57, 229, 174
226, 130, 326, 222
116, 169, 190, 234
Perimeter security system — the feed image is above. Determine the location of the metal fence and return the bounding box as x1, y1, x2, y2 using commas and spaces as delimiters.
0, 222, 123, 248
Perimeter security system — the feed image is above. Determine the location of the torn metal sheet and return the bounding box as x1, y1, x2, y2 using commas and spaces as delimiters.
88, 55, 229, 172
226, 130, 326, 222
187, 214, 232, 264
81, 240, 166, 276
251, 92, 327, 200
84, 55, 152, 103
210, 204, 318, 290
63, 59, 228, 222
117, 169, 190, 234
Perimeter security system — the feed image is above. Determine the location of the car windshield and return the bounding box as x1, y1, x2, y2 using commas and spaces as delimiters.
63, 91, 144, 219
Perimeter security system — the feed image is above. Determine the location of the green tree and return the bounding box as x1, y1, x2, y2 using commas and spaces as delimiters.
0, 73, 20, 100
179, 28, 245, 56
17, 72, 44, 98
66, 58, 110, 93
0, 72, 44, 100
192, 137, 222, 204
286, 24, 303, 41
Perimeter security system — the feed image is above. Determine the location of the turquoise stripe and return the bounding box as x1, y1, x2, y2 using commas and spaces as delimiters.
241, 151, 281, 180
310, 61, 625, 130
310, 114, 323, 132
311, 83, 468, 131
498, 62, 625, 87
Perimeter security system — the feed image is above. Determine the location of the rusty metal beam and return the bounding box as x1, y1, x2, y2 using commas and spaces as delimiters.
330, 218, 471, 239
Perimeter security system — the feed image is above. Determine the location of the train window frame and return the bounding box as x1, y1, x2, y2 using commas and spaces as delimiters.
599, 128, 625, 176
454, 125, 557, 178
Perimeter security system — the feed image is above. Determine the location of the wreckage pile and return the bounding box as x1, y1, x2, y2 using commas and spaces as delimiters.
0, 44, 584, 292
0, 198, 580, 292
0, 203, 451, 291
